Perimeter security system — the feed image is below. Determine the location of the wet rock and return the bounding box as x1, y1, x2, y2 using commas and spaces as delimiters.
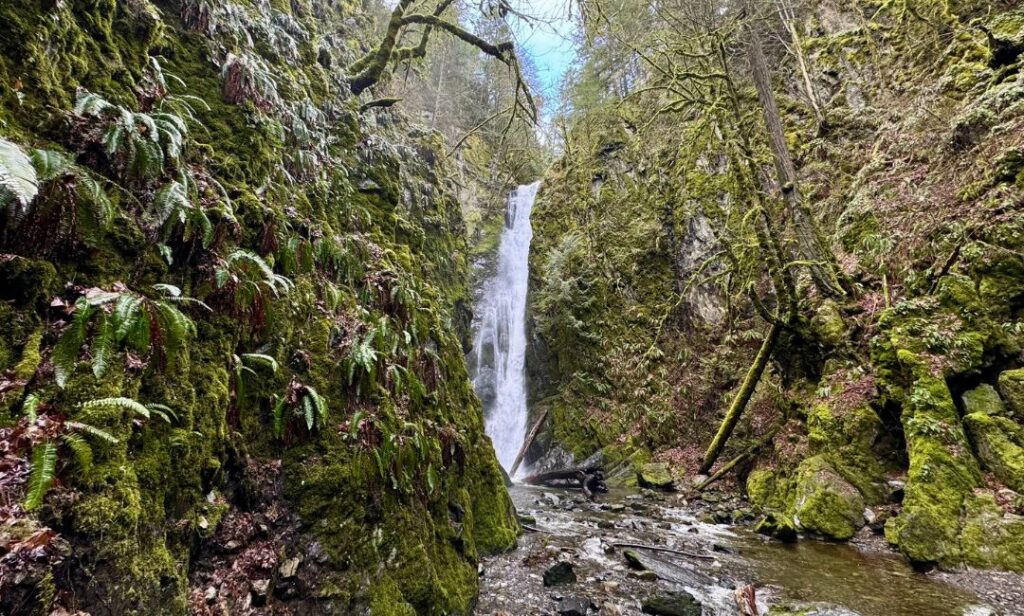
712, 543, 738, 555
557, 595, 594, 616
792, 456, 865, 540
251, 579, 270, 607
641, 590, 702, 616
637, 463, 675, 490
623, 550, 646, 570
597, 520, 616, 530
518, 513, 538, 525
544, 561, 577, 587
754, 512, 798, 543
887, 480, 906, 504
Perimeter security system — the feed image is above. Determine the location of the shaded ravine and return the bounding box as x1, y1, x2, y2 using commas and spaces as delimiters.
470, 182, 541, 472
477, 486, 1021, 615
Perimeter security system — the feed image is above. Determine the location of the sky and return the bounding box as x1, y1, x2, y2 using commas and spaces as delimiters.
509, 0, 578, 106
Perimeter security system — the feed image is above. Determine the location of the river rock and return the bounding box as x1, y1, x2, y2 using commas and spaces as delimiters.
637, 463, 675, 490
791, 456, 865, 540
754, 512, 798, 543
641, 590, 702, 616
557, 595, 594, 616
544, 561, 577, 587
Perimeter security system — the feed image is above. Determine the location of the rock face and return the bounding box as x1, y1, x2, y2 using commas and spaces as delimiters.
0, 1, 519, 614
637, 463, 676, 490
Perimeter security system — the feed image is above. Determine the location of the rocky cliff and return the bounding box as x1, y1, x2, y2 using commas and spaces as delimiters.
0, 1, 518, 613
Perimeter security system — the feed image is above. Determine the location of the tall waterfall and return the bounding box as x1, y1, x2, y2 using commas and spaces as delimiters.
470, 182, 540, 475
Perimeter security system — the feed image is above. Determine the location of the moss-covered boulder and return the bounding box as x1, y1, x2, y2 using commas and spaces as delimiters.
885, 369, 982, 567
998, 369, 1024, 421
791, 456, 865, 540
963, 412, 1024, 493
806, 396, 886, 504
637, 462, 675, 490
960, 493, 1024, 572
962, 383, 1009, 417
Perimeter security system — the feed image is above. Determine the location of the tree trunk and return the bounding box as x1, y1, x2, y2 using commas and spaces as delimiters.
699, 321, 781, 474
743, 6, 844, 298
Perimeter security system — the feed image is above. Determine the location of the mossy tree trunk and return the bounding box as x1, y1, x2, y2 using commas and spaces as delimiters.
743, 3, 845, 298
699, 320, 782, 474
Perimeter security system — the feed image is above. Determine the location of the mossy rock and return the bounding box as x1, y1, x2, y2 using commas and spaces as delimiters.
997, 369, 1024, 421
888, 371, 982, 567
962, 384, 1009, 417
963, 412, 1024, 493
637, 462, 675, 491
810, 300, 847, 349
960, 492, 1024, 572
791, 456, 865, 541
806, 400, 886, 504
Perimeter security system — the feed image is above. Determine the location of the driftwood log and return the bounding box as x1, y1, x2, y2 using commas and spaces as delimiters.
521, 464, 608, 500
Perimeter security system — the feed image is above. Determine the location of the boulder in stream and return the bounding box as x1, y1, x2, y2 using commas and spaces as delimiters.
543, 561, 577, 587
637, 463, 675, 490
641, 590, 702, 616
556, 595, 594, 616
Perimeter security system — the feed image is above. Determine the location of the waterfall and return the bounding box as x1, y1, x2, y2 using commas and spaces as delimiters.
470, 182, 540, 475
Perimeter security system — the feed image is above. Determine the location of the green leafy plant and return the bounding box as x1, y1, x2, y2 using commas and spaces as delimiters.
53, 284, 203, 387
74, 91, 192, 180
214, 249, 293, 326
221, 53, 281, 111
271, 380, 328, 439
153, 169, 235, 257
231, 351, 279, 406
1, 146, 116, 253
0, 138, 38, 209
20, 394, 158, 512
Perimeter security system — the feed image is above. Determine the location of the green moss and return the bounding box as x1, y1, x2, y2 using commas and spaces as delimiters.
791, 456, 865, 541
12, 328, 42, 381
963, 412, 1024, 493
960, 492, 1024, 572
998, 369, 1024, 421
887, 369, 982, 567
961, 384, 1008, 417
806, 400, 886, 504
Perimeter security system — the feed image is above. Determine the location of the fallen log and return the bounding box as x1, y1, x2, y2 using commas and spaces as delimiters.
509, 408, 548, 477
612, 542, 715, 560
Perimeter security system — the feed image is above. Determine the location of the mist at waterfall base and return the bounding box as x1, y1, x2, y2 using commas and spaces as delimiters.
470, 182, 540, 478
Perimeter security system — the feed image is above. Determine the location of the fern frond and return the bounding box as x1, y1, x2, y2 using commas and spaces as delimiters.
112, 294, 145, 342
54, 301, 95, 388
241, 353, 278, 373
272, 396, 286, 439
91, 313, 116, 379
0, 138, 39, 210
24, 441, 58, 511
80, 396, 151, 419
66, 420, 119, 443
146, 403, 178, 424
22, 393, 41, 422
30, 149, 73, 182
74, 91, 114, 117
61, 432, 94, 470
75, 174, 115, 230
302, 394, 314, 431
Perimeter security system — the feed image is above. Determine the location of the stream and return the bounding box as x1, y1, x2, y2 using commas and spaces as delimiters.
476, 485, 1021, 616
470, 185, 1023, 616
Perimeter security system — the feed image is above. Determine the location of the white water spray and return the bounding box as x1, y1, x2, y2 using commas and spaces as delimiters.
470, 182, 540, 474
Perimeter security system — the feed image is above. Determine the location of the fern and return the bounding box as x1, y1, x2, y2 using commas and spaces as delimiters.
214, 250, 293, 324
0, 138, 39, 211
24, 442, 58, 511
74, 90, 194, 180
54, 285, 198, 387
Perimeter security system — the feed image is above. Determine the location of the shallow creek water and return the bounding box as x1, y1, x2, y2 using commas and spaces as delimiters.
477, 485, 1019, 616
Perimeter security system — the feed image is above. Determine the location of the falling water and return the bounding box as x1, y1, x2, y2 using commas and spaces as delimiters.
470, 182, 540, 475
